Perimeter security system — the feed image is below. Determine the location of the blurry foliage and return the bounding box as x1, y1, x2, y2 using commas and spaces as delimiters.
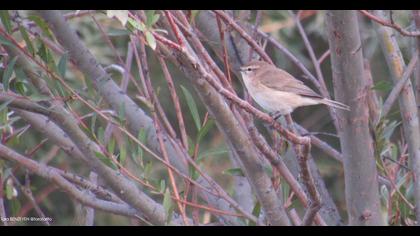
0, 10, 418, 225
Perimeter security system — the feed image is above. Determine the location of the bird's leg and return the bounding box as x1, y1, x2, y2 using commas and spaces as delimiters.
285, 114, 297, 134
269, 111, 283, 121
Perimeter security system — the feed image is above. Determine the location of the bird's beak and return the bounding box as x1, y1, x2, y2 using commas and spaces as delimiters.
239, 67, 246, 72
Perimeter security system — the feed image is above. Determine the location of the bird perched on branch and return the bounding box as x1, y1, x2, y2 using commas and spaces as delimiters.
239, 60, 349, 119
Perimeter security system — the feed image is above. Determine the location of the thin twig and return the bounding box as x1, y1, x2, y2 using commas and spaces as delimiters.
10, 174, 50, 226
247, 124, 326, 226
214, 10, 273, 64
289, 10, 329, 97
256, 28, 323, 92
164, 11, 185, 48
158, 54, 189, 150
382, 50, 419, 117
216, 15, 233, 84
248, 10, 263, 62
360, 10, 420, 37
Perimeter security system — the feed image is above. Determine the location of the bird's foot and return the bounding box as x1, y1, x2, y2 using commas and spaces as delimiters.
269, 111, 283, 121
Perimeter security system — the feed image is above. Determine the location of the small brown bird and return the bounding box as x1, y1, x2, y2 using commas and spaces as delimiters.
239, 60, 349, 117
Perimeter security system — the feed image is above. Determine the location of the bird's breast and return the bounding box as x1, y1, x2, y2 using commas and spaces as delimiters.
249, 88, 319, 115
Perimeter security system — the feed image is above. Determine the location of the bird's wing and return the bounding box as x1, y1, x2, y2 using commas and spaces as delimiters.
258, 67, 323, 99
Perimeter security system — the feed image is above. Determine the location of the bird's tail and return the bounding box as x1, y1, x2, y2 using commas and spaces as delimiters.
320, 98, 350, 111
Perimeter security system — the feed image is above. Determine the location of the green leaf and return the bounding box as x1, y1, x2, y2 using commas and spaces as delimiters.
107, 138, 116, 155
197, 148, 228, 162
14, 81, 27, 95
90, 113, 97, 139
162, 188, 172, 216
10, 199, 21, 216
14, 67, 27, 82
190, 10, 200, 23
97, 126, 105, 143
0, 108, 8, 127
223, 167, 245, 177
28, 93, 50, 102
151, 14, 160, 26
249, 202, 261, 225
159, 179, 166, 193
127, 17, 146, 32
85, 75, 96, 97
37, 42, 55, 69
197, 119, 214, 144
118, 102, 126, 124
95, 151, 117, 170
2, 56, 18, 92
146, 10, 159, 27
145, 31, 156, 50
145, 10, 155, 26
131, 129, 146, 167
188, 164, 200, 180
19, 26, 35, 56
0, 98, 15, 113
0, 34, 14, 47
107, 28, 130, 37
5, 181, 14, 199
281, 181, 290, 202
180, 85, 201, 131
390, 143, 398, 161
383, 120, 401, 140
163, 189, 175, 224
0, 11, 12, 34
119, 142, 127, 164
28, 15, 54, 40
187, 137, 195, 157
57, 52, 68, 77
372, 80, 393, 93
54, 79, 67, 98
144, 161, 153, 178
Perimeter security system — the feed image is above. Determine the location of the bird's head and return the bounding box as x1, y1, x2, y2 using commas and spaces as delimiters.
239, 60, 271, 79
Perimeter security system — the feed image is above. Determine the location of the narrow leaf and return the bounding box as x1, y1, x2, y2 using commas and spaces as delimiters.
5, 181, 14, 199
151, 14, 160, 26
28, 15, 54, 40
119, 142, 127, 164
107, 137, 116, 155
107, 28, 130, 37
19, 26, 35, 56
159, 180, 166, 193
180, 85, 201, 131
0, 34, 14, 47
197, 119, 214, 144
127, 17, 146, 32
223, 168, 245, 177
197, 148, 228, 162
2, 57, 18, 92
0, 98, 15, 113
372, 80, 393, 93
145, 10, 156, 27
95, 151, 117, 170
163, 188, 172, 213
57, 52, 68, 77
0, 11, 12, 34
118, 102, 126, 124
145, 31, 156, 50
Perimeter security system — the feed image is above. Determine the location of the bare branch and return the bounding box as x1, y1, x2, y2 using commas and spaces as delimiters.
326, 10, 384, 225
373, 10, 420, 225
360, 10, 420, 37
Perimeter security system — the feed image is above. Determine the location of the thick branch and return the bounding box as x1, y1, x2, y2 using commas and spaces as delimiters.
326, 10, 384, 225
373, 10, 420, 225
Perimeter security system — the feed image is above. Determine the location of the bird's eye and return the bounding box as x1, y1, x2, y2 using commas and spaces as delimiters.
247, 68, 252, 71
